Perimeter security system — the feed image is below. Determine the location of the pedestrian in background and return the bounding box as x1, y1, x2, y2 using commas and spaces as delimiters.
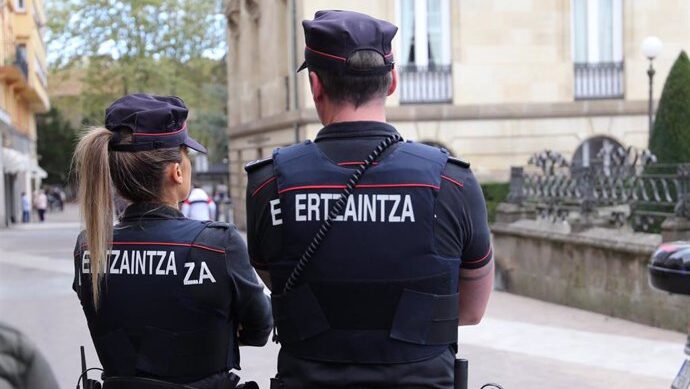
181, 185, 217, 221
51, 187, 64, 211
34, 190, 47, 223
20, 192, 30, 223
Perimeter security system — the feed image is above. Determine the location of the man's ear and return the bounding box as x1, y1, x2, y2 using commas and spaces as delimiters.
310, 71, 324, 103
387, 68, 398, 96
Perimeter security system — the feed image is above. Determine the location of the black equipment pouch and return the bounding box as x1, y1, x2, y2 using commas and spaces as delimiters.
390, 289, 459, 345
454, 358, 468, 389
270, 377, 284, 389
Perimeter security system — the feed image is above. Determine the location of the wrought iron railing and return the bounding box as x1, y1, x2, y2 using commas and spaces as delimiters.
573, 62, 624, 100
3, 43, 29, 80
507, 147, 690, 231
398, 64, 452, 104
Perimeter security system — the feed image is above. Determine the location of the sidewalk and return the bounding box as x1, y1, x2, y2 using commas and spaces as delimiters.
0, 208, 686, 388
8, 202, 81, 231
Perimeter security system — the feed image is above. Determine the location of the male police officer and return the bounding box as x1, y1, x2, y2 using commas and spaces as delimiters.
245, 10, 494, 388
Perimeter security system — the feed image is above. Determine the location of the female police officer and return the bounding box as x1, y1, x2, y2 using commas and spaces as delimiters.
72, 94, 272, 389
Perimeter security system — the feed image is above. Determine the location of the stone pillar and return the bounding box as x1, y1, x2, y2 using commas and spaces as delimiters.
662, 163, 690, 242
495, 166, 535, 223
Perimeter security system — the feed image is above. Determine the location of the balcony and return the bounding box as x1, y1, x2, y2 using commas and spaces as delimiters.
399, 64, 453, 104
0, 44, 49, 112
574, 62, 625, 100
0, 44, 29, 83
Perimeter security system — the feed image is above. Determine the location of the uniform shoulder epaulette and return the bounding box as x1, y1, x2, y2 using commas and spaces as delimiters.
244, 156, 273, 173
448, 156, 471, 169
205, 221, 230, 230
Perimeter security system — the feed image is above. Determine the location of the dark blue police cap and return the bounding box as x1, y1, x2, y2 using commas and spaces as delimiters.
105, 93, 207, 154
297, 10, 397, 76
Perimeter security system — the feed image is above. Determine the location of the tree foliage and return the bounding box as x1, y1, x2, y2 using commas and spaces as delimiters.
44, 0, 228, 164
48, 0, 225, 67
649, 51, 690, 163
36, 108, 78, 185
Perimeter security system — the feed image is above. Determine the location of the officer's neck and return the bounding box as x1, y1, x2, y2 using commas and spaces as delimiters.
320, 100, 387, 126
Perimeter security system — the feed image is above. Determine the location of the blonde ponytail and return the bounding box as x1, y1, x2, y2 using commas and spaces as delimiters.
73, 127, 114, 309
72, 126, 184, 309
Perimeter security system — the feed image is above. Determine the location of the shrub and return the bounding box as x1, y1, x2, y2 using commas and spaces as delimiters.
649, 51, 690, 162
481, 182, 510, 223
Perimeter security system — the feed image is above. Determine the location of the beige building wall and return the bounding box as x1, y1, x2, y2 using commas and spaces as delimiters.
0, 0, 50, 226
455, 0, 574, 104
225, 0, 690, 230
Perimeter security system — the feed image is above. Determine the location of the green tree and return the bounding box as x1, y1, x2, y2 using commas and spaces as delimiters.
46, 0, 228, 161
36, 108, 78, 185
649, 51, 690, 163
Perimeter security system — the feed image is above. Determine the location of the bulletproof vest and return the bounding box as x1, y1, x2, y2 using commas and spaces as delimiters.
270, 140, 460, 364
75, 217, 237, 382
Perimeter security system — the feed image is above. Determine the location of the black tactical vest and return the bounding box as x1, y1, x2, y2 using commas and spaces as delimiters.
75, 214, 237, 382
270, 140, 460, 364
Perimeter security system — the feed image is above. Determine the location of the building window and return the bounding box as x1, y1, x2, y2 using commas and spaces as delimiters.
571, 135, 624, 176
15, 0, 25, 11
15, 44, 28, 79
397, 0, 452, 104
572, 0, 624, 100
34, 57, 47, 87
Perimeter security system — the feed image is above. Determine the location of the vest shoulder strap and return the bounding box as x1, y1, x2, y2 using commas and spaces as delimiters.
397, 141, 449, 166
244, 156, 273, 173
448, 156, 471, 169
192, 222, 228, 251
272, 140, 314, 164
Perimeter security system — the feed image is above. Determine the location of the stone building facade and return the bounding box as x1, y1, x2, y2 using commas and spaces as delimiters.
0, 0, 49, 226
225, 0, 690, 229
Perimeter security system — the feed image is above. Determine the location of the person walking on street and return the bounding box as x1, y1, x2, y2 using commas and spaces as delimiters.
21, 192, 30, 223
51, 187, 65, 211
245, 10, 494, 388
72, 94, 272, 389
181, 185, 216, 221
34, 190, 47, 223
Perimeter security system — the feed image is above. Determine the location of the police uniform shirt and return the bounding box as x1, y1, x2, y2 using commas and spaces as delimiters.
245, 121, 492, 388
72, 203, 273, 385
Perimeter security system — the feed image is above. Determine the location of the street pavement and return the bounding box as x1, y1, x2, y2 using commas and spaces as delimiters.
0, 203, 687, 388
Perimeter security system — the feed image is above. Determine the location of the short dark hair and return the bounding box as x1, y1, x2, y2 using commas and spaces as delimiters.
312, 50, 393, 108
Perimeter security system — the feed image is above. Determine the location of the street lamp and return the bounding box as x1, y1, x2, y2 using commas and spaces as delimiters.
641, 36, 663, 144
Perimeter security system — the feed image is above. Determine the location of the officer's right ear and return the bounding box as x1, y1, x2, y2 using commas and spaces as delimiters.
387, 68, 398, 96
309, 71, 324, 103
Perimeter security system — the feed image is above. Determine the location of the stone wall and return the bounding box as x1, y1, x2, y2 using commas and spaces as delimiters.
492, 218, 690, 332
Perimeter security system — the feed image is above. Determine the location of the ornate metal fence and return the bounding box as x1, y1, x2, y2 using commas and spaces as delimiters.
507, 147, 690, 231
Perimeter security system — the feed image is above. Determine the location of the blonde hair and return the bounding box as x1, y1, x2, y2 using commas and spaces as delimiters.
73, 127, 183, 308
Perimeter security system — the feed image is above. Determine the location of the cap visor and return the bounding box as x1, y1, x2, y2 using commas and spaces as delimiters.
184, 136, 208, 154
296, 61, 308, 73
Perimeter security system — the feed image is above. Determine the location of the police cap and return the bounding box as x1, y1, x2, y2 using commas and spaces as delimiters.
297, 10, 397, 76
105, 93, 208, 154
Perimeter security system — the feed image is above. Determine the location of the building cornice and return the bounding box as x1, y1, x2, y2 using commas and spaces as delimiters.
228, 100, 649, 138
